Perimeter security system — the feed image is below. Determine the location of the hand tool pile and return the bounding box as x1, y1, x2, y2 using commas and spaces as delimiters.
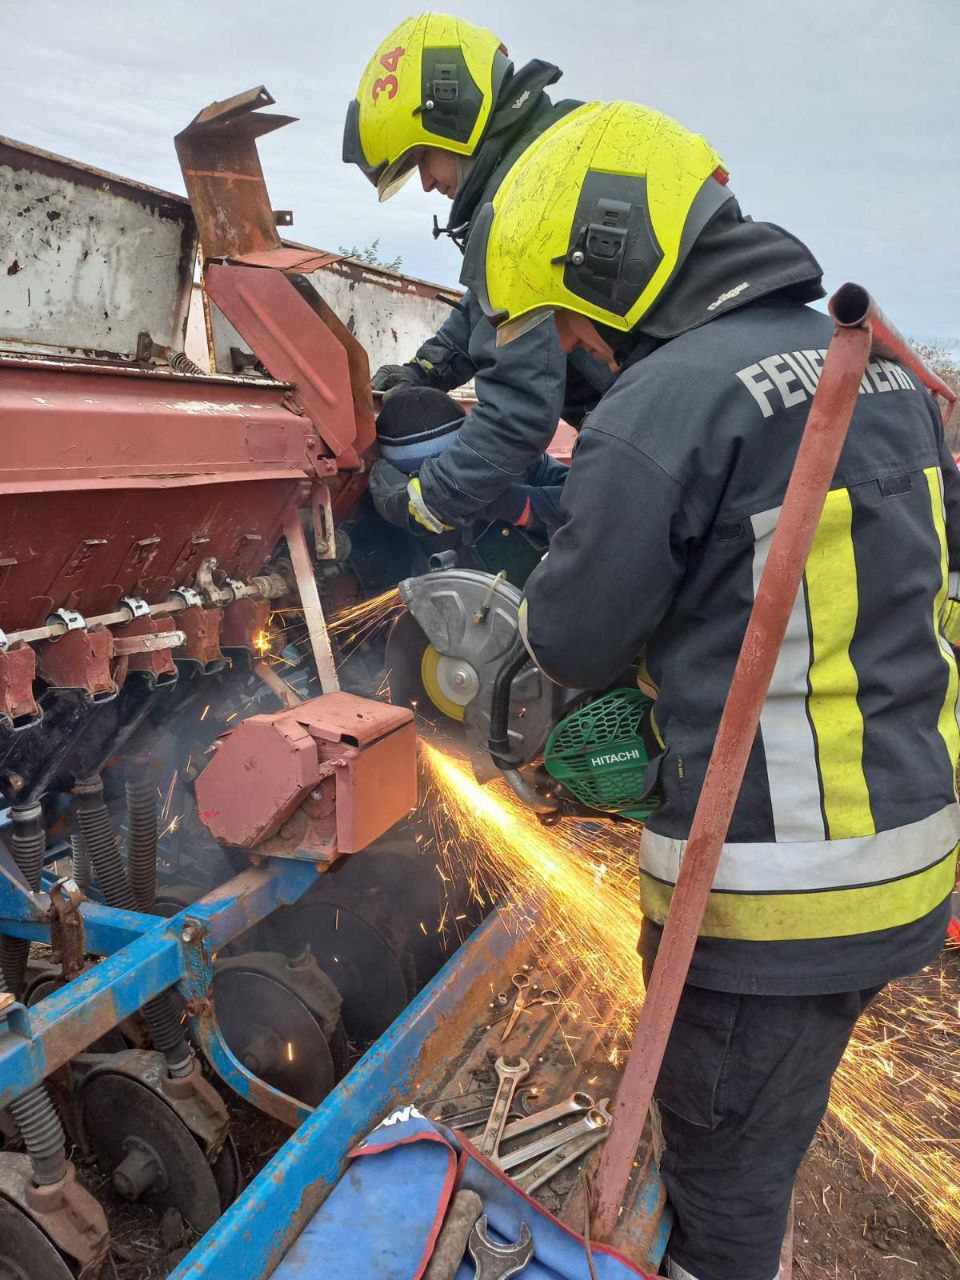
422, 970, 614, 1277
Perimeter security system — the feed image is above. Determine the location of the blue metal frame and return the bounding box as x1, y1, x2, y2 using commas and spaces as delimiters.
0, 854, 319, 1112
169, 908, 671, 1279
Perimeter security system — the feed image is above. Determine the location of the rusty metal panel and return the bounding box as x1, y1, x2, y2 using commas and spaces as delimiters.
204, 255, 472, 398
335, 718, 418, 853
0, 138, 197, 363
203, 264, 360, 463
0, 362, 310, 628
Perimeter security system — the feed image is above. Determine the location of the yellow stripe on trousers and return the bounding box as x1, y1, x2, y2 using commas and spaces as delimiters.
804, 488, 874, 839
640, 847, 958, 941
924, 467, 960, 792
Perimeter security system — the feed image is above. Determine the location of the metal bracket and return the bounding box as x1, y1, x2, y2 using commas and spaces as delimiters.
311, 482, 336, 561
43, 608, 85, 635
0, 1154, 110, 1280
47, 878, 86, 983
120, 596, 150, 620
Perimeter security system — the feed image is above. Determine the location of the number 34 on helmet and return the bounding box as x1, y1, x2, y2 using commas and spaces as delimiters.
460, 100, 732, 342
343, 14, 511, 201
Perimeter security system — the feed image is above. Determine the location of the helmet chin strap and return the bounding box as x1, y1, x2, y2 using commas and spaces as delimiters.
454, 152, 478, 191
430, 154, 480, 251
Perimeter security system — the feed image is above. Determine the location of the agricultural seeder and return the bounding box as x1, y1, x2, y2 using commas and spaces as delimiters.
1, 87, 954, 1280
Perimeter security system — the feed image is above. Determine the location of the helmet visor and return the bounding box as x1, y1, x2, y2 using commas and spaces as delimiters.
376, 149, 424, 201
495, 308, 554, 347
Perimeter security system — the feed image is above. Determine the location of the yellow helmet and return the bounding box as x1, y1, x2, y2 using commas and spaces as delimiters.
461, 101, 732, 341
343, 13, 511, 201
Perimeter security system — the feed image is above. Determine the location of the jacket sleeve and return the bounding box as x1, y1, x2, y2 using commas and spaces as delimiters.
417, 309, 568, 525
411, 296, 478, 392
522, 425, 702, 690
936, 418, 960, 643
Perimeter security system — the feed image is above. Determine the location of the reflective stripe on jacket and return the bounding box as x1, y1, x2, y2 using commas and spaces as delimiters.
521, 299, 960, 993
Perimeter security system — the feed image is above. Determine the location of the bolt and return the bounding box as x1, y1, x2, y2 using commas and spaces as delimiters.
181, 925, 198, 944
7, 774, 23, 791
571, 249, 585, 265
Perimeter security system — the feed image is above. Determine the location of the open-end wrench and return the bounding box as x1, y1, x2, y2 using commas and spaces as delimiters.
499, 1091, 594, 1143
478, 1056, 529, 1157
433, 1087, 541, 1131
496, 1099, 611, 1172
500, 973, 532, 1042
468, 1215, 533, 1278
514, 1123, 610, 1193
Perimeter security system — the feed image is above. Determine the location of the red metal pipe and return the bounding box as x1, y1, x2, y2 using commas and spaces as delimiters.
830, 281, 957, 422
591, 295, 876, 1241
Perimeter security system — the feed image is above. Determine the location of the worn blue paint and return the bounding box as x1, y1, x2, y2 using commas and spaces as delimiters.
0, 860, 320, 1109
169, 910, 523, 1280
193, 1014, 312, 1129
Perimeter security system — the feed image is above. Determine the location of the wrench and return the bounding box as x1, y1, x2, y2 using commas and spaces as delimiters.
499, 1091, 594, 1143
500, 973, 532, 1042
478, 1056, 529, 1157
496, 1099, 611, 1172
468, 1215, 533, 1278
433, 1087, 541, 1131
514, 1124, 610, 1193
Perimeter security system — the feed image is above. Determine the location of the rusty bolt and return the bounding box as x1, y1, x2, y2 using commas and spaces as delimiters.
7, 774, 23, 791
185, 998, 211, 1018
181, 925, 199, 944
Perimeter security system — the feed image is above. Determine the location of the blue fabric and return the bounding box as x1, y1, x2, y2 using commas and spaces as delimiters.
272, 1109, 455, 1280
457, 1147, 651, 1280
273, 1109, 652, 1279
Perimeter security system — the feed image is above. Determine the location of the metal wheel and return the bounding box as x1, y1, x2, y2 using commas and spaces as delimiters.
212, 1134, 244, 1210
213, 953, 343, 1106
0, 1196, 74, 1280
267, 899, 414, 1043
150, 884, 204, 918
79, 1071, 222, 1233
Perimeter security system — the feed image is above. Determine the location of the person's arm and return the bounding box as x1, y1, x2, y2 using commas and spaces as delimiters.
521, 424, 703, 690
417, 310, 568, 525
936, 411, 960, 644
372, 298, 477, 394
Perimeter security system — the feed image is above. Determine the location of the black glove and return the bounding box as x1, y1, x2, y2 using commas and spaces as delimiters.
368, 460, 414, 528
371, 362, 431, 394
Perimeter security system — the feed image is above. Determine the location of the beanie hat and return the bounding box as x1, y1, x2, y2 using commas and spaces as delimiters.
375, 387, 466, 474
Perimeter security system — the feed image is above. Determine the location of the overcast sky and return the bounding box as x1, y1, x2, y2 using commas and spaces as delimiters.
3, 0, 958, 344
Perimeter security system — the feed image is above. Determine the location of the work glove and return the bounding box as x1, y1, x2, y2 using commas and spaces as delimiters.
371, 361, 433, 395
368, 460, 452, 534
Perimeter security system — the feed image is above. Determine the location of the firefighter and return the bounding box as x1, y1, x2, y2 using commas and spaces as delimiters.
342, 13, 614, 534
461, 100, 960, 1280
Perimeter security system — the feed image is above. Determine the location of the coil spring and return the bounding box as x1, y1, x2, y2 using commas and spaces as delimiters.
169, 351, 204, 376
0, 810, 46, 998
75, 795, 136, 912
70, 832, 92, 892
0, 959, 66, 1185
125, 776, 158, 913
7, 1084, 67, 1185
75, 781, 192, 1074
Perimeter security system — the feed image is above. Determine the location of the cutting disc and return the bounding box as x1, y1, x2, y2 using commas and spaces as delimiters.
0, 1195, 73, 1280
387, 610, 480, 731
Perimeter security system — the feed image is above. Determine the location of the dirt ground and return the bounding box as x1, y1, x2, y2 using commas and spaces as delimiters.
793, 950, 960, 1280
75, 955, 959, 1279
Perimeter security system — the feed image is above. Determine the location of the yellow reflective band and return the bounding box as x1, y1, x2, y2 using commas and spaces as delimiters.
640, 846, 958, 941
925, 466, 960, 791
804, 488, 873, 838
